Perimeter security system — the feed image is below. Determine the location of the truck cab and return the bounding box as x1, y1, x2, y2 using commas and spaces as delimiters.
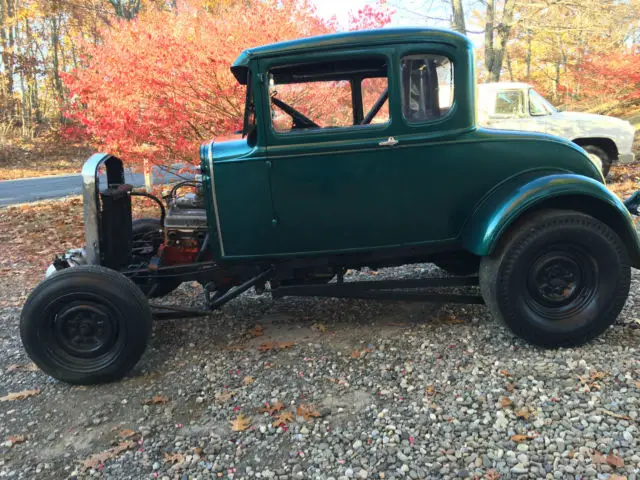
20, 28, 640, 385
477, 82, 636, 176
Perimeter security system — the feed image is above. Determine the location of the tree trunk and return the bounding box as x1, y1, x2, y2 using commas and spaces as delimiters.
525, 33, 532, 81
484, 0, 516, 82
451, 0, 466, 34
0, 0, 16, 123
50, 14, 65, 122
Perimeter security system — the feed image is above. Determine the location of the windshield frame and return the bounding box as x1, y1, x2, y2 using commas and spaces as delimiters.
242, 71, 257, 139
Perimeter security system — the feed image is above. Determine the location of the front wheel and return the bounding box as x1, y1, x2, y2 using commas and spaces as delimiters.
480, 210, 631, 348
20, 266, 152, 384
583, 145, 612, 178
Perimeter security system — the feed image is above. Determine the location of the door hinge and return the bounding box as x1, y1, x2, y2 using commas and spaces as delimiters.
266, 160, 272, 169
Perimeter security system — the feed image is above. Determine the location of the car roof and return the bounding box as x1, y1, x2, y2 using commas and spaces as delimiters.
231, 27, 472, 84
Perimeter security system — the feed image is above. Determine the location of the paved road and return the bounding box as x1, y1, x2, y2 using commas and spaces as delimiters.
0, 166, 194, 207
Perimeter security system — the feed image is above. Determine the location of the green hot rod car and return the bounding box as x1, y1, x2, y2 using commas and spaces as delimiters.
21, 28, 640, 384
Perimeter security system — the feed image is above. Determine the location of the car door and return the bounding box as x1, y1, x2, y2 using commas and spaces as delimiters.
262, 45, 472, 256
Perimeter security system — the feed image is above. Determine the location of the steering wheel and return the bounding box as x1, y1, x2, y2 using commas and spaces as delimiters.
271, 96, 320, 129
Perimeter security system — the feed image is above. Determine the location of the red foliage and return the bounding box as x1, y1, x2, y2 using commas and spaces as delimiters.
63, 0, 392, 168
566, 46, 640, 104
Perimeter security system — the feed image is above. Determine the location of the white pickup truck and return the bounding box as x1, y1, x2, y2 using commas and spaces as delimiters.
478, 82, 636, 176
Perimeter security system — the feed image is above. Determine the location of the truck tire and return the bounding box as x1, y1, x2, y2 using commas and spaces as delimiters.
131, 218, 181, 298
583, 145, 612, 177
479, 209, 630, 348
20, 265, 152, 384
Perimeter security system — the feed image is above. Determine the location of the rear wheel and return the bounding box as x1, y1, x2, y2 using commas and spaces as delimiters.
479, 210, 630, 348
20, 266, 152, 384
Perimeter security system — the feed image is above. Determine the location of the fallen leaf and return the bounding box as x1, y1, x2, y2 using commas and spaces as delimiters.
243, 376, 255, 385
258, 401, 285, 415
215, 391, 235, 403
6, 363, 39, 373
505, 383, 515, 392
7, 435, 26, 445
257, 341, 276, 352
510, 434, 537, 442
142, 395, 168, 405
635, 381, 640, 388
249, 325, 264, 337
163, 452, 185, 464
600, 409, 632, 421
484, 470, 501, 480
515, 408, 531, 420
222, 345, 246, 351
257, 341, 295, 352
426, 385, 436, 396
272, 410, 294, 427
500, 397, 513, 409
296, 404, 320, 422
311, 323, 327, 332
230, 413, 251, 432
442, 313, 465, 324
0, 389, 40, 402
606, 453, 625, 469
80, 440, 135, 471
499, 369, 513, 377
609, 475, 628, 480
350, 350, 361, 358
591, 371, 607, 381
592, 451, 606, 465
118, 429, 136, 439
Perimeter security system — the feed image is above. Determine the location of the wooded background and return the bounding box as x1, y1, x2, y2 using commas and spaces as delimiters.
0, 0, 638, 165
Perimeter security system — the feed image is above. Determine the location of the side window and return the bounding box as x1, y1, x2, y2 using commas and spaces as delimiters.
268, 57, 388, 134
401, 54, 454, 123
494, 90, 525, 115
270, 80, 353, 133
362, 77, 389, 125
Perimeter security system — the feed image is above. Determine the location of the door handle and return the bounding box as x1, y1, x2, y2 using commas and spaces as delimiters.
378, 136, 399, 147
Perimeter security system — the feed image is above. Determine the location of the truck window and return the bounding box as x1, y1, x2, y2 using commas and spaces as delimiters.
494, 90, 524, 115
268, 57, 388, 133
529, 88, 555, 116
401, 54, 454, 123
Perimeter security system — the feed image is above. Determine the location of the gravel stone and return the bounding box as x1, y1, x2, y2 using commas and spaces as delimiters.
1, 263, 639, 479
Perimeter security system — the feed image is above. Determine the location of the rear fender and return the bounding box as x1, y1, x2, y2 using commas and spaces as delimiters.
461, 172, 640, 267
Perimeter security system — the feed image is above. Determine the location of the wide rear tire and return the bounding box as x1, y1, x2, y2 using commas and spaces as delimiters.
20, 265, 152, 384
480, 210, 630, 348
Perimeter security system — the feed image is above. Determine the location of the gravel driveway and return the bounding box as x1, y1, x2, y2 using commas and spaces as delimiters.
1, 265, 640, 480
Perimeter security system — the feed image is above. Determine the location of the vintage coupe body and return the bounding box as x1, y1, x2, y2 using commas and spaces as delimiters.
21, 28, 640, 384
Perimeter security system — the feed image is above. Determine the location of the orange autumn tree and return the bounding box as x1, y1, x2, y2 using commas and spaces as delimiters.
63, 0, 392, 168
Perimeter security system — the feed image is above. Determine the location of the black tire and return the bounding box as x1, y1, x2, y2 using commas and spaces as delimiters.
20, 265, 152, 384
583, 145, 612, 178
433, 252, 481, 276
131, 218, 180, 298
479, 209, 630, 348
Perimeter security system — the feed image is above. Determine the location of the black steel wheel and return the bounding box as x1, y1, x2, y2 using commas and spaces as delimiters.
131, 218, 181, 298
20, 265, 152, 384
480, 209, 630, 348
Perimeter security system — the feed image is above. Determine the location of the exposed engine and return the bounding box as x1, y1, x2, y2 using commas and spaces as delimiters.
160, 181, 209, 265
